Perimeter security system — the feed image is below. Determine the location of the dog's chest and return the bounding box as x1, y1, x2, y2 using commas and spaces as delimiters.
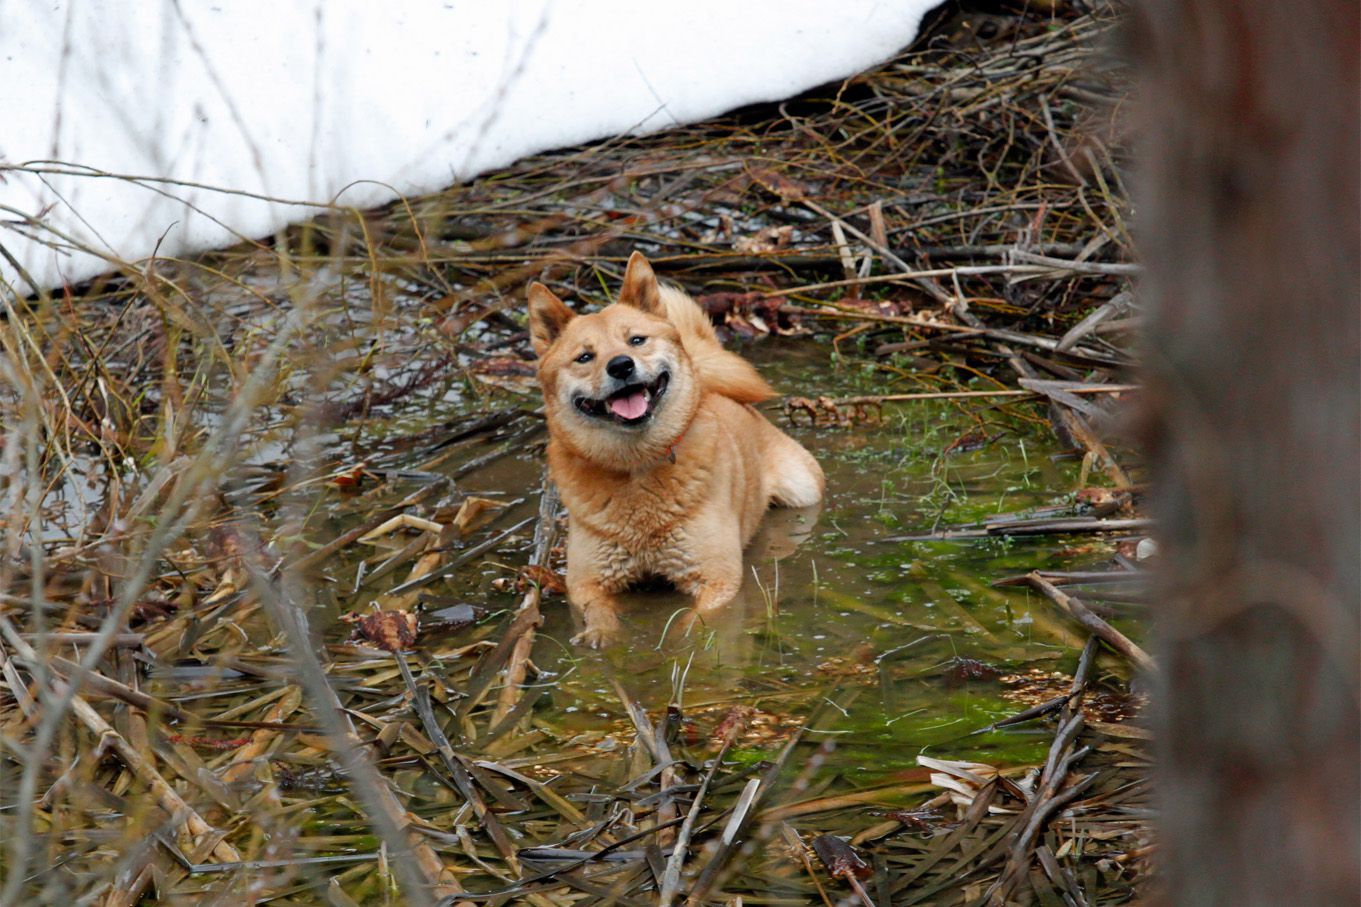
581, 479, 691, 544
565, 463, 709, 548
592, 526, 694, 588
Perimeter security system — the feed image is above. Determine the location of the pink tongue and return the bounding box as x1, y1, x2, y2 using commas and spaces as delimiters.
609, 390, 649, 420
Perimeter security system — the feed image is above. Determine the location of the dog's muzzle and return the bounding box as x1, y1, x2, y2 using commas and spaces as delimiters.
573, 370, 670, 426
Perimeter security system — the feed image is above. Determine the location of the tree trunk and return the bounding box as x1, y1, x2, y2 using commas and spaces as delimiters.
1134, 1, 1360, 904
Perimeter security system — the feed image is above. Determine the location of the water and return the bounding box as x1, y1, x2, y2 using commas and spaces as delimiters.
95, 326, 1149, 904
297, 336, 1132, 784
522, 342, 1112, 784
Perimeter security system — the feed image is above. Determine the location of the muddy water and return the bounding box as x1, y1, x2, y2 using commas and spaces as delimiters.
312, 338, 1132, 782
521, 342, 1112, 782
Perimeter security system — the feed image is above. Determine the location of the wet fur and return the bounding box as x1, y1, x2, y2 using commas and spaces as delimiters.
529, 252, 824, 646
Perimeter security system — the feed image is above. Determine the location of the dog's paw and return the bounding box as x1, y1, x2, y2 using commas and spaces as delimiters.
570, 626, 617, 649
571, 612, 621, 648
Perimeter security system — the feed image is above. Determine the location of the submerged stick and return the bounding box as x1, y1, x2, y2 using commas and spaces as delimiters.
887, 517, 1151, 542
1027, 572, 1156, 673
981, 636, 1099, 905
387, 515, 535, 597
395, 653, 522, 872
812, 384, 1138, 406
614, 679, 681, 849
658, 735, 734, 906
490, 476, 560, 726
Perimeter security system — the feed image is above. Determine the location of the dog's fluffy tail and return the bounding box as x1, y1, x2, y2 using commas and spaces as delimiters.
660, 286, 775, 404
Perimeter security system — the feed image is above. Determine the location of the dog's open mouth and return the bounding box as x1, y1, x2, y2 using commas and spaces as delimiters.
574, 371, 670, 426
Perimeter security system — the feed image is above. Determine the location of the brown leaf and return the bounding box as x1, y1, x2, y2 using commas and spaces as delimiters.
450, 496, 508, 535
783, 395, 882, 428
883, 807, 947, 833
691, 290, 803, 338
342, 610, 419, 652
833, 296, 913, 317
942, 430, 1004, 456
471, 355, 535, 378
811, 834, 872, 880
329, 463, 374, 490
130, 596, 179, 623
517, 564, 565, 596
732, 225, 794, 254
746, 167, 814, 203
711, 705, 754, 745
1076, 486, 1131, 517
942, 656, 1003, 686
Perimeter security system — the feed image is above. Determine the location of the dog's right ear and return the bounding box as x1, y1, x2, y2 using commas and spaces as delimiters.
528, 283, 575, 357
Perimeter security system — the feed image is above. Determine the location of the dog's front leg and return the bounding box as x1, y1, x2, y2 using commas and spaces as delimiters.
677, 523, 743, 629
565, 527, 629, 648
567, 576, 624, 648
687, 570, 742, 618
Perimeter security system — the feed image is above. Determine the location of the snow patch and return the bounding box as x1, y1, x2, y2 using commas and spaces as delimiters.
0, 1, 939, 291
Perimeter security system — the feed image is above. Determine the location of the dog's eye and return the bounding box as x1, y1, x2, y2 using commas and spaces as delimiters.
629, 335, 646, 346
575, 351, 595, 364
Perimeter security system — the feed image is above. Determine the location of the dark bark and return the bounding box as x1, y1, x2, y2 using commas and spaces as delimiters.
1134, 1, 1360, 904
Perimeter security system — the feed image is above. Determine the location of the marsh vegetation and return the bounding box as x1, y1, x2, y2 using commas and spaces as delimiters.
0, 3, 1155, 903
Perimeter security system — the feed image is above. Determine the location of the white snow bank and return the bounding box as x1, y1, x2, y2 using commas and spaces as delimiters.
0, 1, 940, 292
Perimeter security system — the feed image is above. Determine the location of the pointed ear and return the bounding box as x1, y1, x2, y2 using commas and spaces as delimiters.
617, 251, 663, 315
527, 283, 575, 357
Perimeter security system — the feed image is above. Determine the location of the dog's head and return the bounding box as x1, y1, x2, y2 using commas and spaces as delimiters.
528, 252, 698, 468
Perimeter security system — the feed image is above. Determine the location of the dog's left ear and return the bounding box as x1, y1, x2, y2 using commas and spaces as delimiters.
528, 283, 575, 357
618, 251, 663, 315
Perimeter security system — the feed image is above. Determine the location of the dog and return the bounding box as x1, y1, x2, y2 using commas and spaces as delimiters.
528, 251, 824, 647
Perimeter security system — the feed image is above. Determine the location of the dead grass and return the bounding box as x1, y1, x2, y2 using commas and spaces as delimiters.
0, 2, 1152, 904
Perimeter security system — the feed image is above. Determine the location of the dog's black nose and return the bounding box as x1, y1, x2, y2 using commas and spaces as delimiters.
606, 355, 635, 380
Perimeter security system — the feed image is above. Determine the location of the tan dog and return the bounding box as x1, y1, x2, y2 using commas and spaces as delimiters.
528, 251, 824, 646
